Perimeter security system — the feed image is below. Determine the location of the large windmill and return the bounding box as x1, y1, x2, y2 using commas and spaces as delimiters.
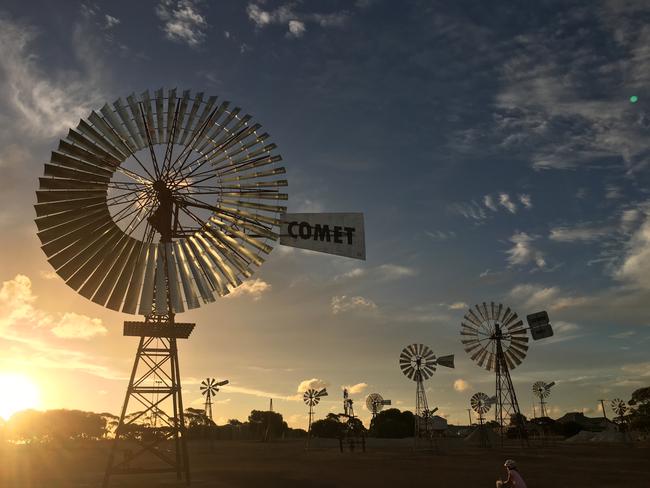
35, 88, 292, 486
35, 88, 365, 484
201, 378, 228, 422
399, 344, 454, 443
460, 303, 553, 443
532, 381, 554, 418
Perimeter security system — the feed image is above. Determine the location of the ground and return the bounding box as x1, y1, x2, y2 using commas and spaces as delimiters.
1, 438, 648, 487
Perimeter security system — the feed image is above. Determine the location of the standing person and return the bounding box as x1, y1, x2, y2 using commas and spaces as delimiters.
496, 459, 527, 488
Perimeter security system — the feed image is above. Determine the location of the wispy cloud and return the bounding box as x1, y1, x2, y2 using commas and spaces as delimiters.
331, 295, 377, 315
343, 382, 367, 395
549, 224, 612, 242
0, 13, 106, 138
246, 2, 349, 38
377, 264, 418, 280
227, 279, 271, 300
0, 275, 117, 378
296, 378, 329, 393
156, 0, 208, 47
425, 230, 456, 241
498, 192, 517, 213
1, 275, 106, 340
506, 232, 546, 269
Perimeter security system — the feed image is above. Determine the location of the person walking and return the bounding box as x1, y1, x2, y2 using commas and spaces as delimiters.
496, 459, 527, 488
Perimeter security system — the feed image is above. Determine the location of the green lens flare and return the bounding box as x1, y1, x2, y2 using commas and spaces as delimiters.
630, 95, 639, 103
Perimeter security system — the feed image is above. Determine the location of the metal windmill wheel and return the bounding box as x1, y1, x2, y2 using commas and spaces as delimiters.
532, 381, 552, 399
35, 88, 287, 314
400, 344, 439, 381
303, 388, 328, 407
461, 303, 529, 371
611, 398, 627, 417
470, 392, 492, 415
366, 393, 391, 417
201, 378, 219, 398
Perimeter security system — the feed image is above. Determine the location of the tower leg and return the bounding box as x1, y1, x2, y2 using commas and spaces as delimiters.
414, 378, 429, 448
103, 325, 191, 486
494, 337, 527, 447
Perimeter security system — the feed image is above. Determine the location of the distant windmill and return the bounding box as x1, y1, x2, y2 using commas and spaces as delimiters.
611, 398, 627, 426
342, 388, 355, 418
470, 392, 495, 448
399, 343, 454, 444
303, 388, 328, 437
200, 378, 228, 422
366, 393, 391, 419
532, 381, 555, 418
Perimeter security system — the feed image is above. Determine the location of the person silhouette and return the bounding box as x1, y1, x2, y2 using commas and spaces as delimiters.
496, 459, 527, 488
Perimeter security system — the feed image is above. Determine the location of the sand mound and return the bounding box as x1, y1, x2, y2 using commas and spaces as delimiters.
464, 426, 499, 446
565, 430, 596, 443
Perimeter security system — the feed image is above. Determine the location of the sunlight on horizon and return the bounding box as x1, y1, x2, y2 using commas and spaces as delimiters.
0, 373, 41, 420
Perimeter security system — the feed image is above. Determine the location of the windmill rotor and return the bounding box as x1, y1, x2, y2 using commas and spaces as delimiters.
470, 392, 493, 415
303, 388, 328, 407
611, 398, 627, 417
532, 381, 553, 399
200, 378, 218, 397
461, 302, 529, 371
366, 393, 391, 416
400, 343, 454, 381
201, 377, 227, 397
35, 88, 287, 315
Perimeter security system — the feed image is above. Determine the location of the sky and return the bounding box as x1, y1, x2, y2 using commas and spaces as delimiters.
1, 0, 650, 430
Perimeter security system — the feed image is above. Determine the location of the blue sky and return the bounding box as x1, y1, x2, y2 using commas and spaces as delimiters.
0, 0, 649, 428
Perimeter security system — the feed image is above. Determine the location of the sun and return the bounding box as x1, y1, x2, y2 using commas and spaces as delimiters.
0, 373, 41, 420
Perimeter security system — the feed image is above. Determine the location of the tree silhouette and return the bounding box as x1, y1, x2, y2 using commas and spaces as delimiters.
369, 408, 414, 438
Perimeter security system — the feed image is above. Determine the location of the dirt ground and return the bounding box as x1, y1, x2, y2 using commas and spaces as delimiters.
1, 438, 648, 487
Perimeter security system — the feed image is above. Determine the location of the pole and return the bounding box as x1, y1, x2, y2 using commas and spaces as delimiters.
467, 409, 472, 426
599, 399, 608, 420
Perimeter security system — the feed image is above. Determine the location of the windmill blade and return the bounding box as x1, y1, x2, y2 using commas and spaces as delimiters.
546, 381, 555, 390
473, 304, 487, 322
482, 302, 492, 320
461, 324, 479, 335
463, 313, 481, 328
501, 307, 512, 325
485, 353, 496, 372
467, 309, 483, 326
477, 350, 489, 368
470, 345, 488, 361
463, 342, 481, 354
503, 351, 516, 370
316, 388, 328, 398
503, 312, 519, 328
402, 365, 415, 379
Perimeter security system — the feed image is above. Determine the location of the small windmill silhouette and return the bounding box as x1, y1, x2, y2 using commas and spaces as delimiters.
200, 378, 229, 422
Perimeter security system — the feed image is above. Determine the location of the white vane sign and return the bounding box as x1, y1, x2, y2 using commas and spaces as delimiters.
280, 213, 365, 260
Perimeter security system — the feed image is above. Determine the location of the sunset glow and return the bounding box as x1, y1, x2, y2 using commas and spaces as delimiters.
0, 373, 40, 420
